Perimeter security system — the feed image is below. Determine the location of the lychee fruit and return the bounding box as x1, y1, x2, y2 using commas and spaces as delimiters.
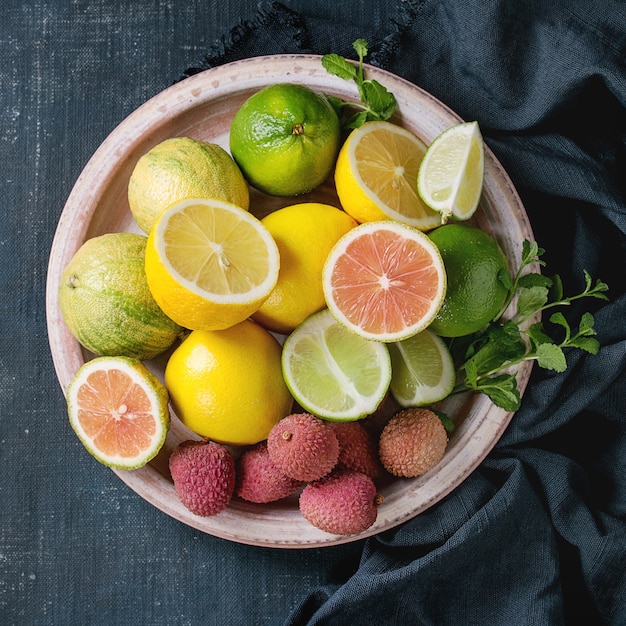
169, 440, 235, 516
299, 469, 380, 535
328, 421, 381, 478
236, 442, 304, 504
267, 413, 339, 482
378, 408, 448, 478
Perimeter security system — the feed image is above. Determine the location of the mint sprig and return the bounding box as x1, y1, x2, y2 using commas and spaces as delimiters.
322, 39, 397, 130
450, 240, 609, 411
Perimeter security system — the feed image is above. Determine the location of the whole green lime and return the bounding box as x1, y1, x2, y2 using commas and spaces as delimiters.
427, 224, 509, 337
229, 83, 341, 197
59, 232, 183, 360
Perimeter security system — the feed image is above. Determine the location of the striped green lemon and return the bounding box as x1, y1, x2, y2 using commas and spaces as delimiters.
58, 232, 183, 360
128, 136, 250, 234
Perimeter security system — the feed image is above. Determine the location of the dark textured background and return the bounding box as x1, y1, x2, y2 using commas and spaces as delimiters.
2, 1, 625, 624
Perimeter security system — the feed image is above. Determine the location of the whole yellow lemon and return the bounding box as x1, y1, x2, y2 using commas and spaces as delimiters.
251, 203, 357, 334
164, 322, 293, 446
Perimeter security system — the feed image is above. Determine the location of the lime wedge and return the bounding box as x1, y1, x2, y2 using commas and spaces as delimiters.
388, 329, 456, 407
281, 309, 392, 421
417, 121, 484, 221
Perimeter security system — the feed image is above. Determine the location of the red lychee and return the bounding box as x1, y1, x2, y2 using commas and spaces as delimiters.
328, 420, 381, 477
236, 442, 304, 503
267, 413, 339, 482
299, 469, 380, 535
169, 440, 235, 516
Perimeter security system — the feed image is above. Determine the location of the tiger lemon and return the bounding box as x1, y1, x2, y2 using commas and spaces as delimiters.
128, 136, 250, 234
58, 233, 182, 360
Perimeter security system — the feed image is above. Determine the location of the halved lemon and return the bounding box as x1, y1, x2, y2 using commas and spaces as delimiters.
417, 121, 485, 221
322, 221, 446, 342
144, 198, 280, 331
334, 120, 442, 230
67, 356, 170, 469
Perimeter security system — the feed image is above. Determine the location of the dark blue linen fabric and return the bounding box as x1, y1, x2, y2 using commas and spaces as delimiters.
186, 2, 626, 624
2, 1, 624, 624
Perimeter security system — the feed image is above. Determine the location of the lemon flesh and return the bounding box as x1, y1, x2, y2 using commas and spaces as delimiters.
145, 198, 280, 331
388, 329, 456, 407
281, 309, 392, 421
334, 121, 442, 230
417, 121, 485, 221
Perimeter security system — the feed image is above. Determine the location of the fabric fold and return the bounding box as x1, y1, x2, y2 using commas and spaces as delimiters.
185, 1, 626, 624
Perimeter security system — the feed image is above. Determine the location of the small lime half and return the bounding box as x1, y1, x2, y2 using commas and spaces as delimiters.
388, 329, 456, 407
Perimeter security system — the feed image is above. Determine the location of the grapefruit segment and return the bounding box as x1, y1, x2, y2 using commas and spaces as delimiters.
322, 221, 446, 342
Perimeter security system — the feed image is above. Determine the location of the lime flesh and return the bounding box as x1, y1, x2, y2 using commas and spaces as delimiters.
281, 309, 392, 420
388, 329, 456, 407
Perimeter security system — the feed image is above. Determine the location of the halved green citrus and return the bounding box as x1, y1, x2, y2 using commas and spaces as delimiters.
67, 356, 170, 469
417, 121, 484, 222
388, 329, 456, 407
281, 309, 391, 421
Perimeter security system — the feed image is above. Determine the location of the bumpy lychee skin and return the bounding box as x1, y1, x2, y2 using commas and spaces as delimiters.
299, 469, 379, 535
169, 440, 235, 516
267, 413, 339, 482
236, 442, 304, 503
378, 408, 448, 478
328, 421, 381, 478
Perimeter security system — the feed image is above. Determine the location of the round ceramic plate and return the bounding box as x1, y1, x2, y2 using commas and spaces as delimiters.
46, 55, 535, 548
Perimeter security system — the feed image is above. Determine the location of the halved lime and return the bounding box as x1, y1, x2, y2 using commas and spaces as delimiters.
388, 329, 456, 407
417, 121, 484, 222
281, 309, 392, 421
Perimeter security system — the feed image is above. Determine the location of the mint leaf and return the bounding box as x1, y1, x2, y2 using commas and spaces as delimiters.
535, 343, 567, 372
321, 39, 397, 129
525, 322, 553, 347
321, 54, 357, 81
570, 337, 600, 354
476, 374, 521, 412
352, 38, 369, 59
450, 239, 609, 411
362, 80, 397, 119
430, 409, 455, 434
515, 285, 549, 323
518, 273, 552, 289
